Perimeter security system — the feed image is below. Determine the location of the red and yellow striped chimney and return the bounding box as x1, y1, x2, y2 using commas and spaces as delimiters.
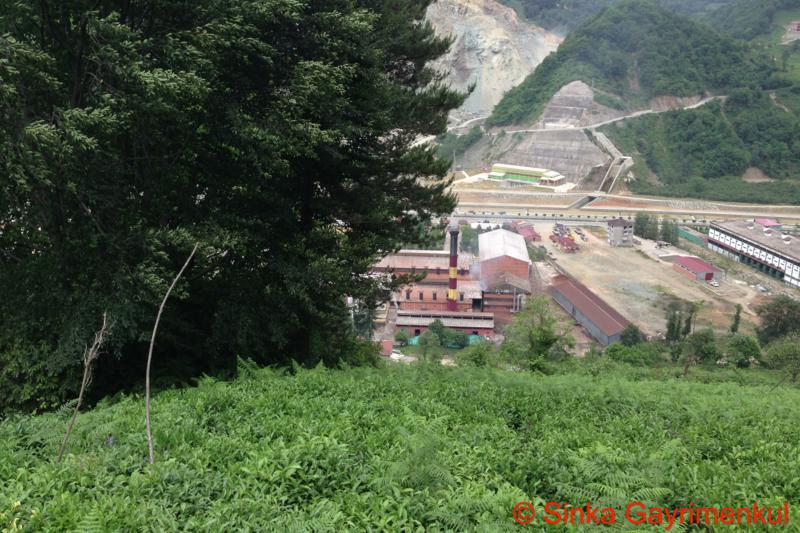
447, 220, 459, 311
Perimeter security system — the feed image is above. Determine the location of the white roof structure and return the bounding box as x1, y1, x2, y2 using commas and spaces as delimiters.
479, 229, 531, 264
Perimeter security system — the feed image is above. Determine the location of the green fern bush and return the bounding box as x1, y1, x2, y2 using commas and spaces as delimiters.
2, 364, 800, 530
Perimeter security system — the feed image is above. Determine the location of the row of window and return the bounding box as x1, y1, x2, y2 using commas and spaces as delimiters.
405, 291, 465, 301
709, 228, 800, 280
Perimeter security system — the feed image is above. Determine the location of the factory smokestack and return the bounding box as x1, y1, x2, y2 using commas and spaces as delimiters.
447, 219, 459, 311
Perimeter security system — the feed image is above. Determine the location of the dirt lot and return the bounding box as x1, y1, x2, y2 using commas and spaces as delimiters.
533, 222, 763, 336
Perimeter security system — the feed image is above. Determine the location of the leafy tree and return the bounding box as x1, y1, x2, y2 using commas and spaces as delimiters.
0, 0, 463, 411
459, 225, 480, 254
418, 331, 442, 363
766, 333, 800, 383
756, 295, 800, 346
682, 301, 701, 338
605, 341, 662, 366
665, 307, 683, 344
456, 341, 494, 368
659, 220, 679, 245
395, 329, 411, 347
501, 296, 574, 370
620, 324, 644, 347
726, 334, 761, 362
681, 328, 718, 376
428, 320, 447, 343
352, 303, 376, 339
634, 213, 651, 240
730, 304, 742, 334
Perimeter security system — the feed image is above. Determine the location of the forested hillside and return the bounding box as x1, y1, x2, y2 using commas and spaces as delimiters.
602, 89, 800, 203
0, 0, 461, 413
4, 363, 800, 530
487, 0, 773, 127
499, 0, 739, 33
713, 0, 800, 40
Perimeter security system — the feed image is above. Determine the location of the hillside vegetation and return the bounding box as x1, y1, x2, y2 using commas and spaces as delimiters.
713, 0, 800, 40
487, 0, 775, 127
602, 89, 800, 203
0, 0, 460, 413
3, 363, 800, 531
500, 0, 739, 33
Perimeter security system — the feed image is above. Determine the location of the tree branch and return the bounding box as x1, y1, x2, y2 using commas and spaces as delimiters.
57, 312, 109, 463
145, 243, 199, 464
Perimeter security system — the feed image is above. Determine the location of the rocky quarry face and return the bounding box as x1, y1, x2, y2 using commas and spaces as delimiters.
426, 0, 561, 122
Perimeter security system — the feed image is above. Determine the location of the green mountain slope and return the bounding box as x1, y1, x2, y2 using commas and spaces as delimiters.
3, 363, 800, 530
502, 0, 738, 33
601, 89, 800, 203
711, 0, 800, 40
487, 0, 774, 127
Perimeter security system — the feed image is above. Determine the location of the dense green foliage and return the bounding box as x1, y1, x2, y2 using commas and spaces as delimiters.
427, 320, 470, 349
766, 333, 800, 382
756, 294, 800, 346
435, 126, 483, 161
4, 362, 800, 530
0, 0, 461, 412
713, 0, 800, 40
501, 297, 573, 370
603, 90, 800, 203
487, 0, 773, 126
499, 0, 739, 33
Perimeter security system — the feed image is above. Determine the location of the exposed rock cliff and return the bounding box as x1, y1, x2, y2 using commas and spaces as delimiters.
427, 0, 561, 122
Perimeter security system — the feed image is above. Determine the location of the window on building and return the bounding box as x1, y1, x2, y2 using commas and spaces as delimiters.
432, 292, 437, 301
459, 293, 464, 302
418, 291, 423, 301
405, 290, 411, 300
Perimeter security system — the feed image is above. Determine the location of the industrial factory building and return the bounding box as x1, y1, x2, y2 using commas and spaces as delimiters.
374, 226, 536, 334
395, 310, 495, 337
373, 249, 473, 282
672, 256, 721, 283
550, 274, 630, 346
606, 217, 634, 247
479, 229, 533, 326
708, 220, 800, 288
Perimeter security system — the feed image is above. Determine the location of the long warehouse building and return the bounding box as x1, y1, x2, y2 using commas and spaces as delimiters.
549, 274, 630, 346
707, 220, 800, 289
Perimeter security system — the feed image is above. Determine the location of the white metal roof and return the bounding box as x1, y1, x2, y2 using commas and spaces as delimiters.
479, 229, 532, 265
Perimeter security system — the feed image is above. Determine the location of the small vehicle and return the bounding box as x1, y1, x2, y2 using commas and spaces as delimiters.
709, 280, 720, 287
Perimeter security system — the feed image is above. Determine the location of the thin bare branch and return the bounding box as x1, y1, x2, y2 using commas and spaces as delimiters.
57, 312, 109, 463
145, 243, 199, 465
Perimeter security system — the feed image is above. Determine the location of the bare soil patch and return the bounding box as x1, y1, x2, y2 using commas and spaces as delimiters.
742, 166, 774, 183
536, 223, 761, 336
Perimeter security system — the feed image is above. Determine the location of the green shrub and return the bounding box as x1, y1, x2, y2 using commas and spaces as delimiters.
3, 364, 800, 530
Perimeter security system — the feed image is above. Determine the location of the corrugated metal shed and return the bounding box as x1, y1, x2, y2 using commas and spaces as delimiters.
479, 230, 531, 265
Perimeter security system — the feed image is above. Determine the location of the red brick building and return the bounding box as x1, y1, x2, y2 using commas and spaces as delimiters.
672, 256, 721, 282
